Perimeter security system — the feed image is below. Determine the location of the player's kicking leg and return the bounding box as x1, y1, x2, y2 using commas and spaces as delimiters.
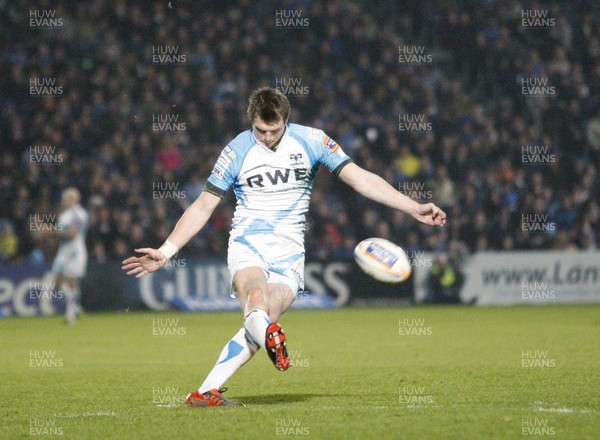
186, 269, 296, 407
236, 267, 291, 371
264, 282, 296, 371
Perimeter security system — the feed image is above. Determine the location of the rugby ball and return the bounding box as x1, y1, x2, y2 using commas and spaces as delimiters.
354, 238, 412, 283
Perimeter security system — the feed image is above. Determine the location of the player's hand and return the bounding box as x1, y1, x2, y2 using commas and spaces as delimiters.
412, 203, 446, 227
121, 248, 168, 278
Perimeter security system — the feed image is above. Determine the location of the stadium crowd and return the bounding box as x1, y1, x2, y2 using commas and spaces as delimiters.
1, 0, 599, 266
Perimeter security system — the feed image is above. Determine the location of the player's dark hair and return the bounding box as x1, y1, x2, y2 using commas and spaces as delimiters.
247, 87, 290, 123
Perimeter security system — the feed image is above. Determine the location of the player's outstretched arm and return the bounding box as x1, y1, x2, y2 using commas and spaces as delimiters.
338, 163, 446, 227
121, 191, 221, 278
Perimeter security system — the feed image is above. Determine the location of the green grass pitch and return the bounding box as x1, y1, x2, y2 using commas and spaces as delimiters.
1, 305, 599, 439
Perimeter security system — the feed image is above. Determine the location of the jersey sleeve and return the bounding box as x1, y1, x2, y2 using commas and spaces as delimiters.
204, 145, 240, 197
58, 211, 71, 232
58, 210, 82, 240
310, 128, 352, 175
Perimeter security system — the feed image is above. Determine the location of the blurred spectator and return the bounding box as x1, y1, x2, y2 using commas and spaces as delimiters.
0, 220, 19, 262
425, 254, 466, 304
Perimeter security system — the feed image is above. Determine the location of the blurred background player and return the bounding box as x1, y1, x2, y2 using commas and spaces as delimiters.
122, 87, 446, 406
49, 188, 89, 324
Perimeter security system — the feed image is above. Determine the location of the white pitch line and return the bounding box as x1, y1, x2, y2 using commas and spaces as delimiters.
320, 405, 443, 410
56, 412, 117, 418
531, 401, 592, 414
534, 407, 591, 413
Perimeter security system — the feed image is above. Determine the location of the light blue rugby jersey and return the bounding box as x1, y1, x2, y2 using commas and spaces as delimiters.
57, 204, 88, 253
205, 123, 352, 242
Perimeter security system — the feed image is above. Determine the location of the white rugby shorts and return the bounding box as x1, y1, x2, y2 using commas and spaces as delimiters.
228, 234, 305, 295
51, 245, 88, 278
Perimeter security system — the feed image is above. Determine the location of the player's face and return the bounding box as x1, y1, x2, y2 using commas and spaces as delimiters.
61, 193, 75, 210
252, 117, 286, 149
